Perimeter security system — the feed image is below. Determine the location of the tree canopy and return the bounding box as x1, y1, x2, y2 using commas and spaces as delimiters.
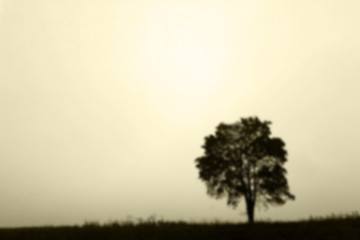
195, 117, 294, 223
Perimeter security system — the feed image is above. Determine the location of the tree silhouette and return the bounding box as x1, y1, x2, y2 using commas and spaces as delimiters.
195, 117, 294, 223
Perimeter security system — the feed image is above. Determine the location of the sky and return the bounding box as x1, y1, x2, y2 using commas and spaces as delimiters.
1, 0, 360, 227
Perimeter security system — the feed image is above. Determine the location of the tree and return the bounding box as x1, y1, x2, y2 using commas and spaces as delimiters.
195, 117, 294, 223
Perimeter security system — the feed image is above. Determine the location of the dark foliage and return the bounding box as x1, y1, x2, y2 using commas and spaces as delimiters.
0, 216, 360, 240
195, 117, 294, 222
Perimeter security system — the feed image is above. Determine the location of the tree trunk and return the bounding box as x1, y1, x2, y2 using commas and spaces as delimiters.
246, 199, 255, 223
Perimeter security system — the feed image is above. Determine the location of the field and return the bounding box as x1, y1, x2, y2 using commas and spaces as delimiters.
0, 214, 359, 240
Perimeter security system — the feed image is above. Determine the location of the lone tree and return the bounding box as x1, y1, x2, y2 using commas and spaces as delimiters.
195, 117, 294, 223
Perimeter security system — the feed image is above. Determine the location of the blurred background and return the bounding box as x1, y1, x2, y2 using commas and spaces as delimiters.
1, 0, 359, 227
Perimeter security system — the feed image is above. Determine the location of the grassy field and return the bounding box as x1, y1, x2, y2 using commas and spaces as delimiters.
0, 214, 359, 240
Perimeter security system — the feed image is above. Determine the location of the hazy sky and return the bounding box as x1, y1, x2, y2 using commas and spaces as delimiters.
1, 0, 360, 227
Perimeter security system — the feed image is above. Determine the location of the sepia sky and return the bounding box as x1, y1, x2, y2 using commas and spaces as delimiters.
1, 0, 360, 227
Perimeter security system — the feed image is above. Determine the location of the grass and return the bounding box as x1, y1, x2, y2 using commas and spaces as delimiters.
0, 213, 359, 240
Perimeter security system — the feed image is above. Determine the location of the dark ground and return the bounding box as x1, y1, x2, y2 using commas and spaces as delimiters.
1, 216, 359, 240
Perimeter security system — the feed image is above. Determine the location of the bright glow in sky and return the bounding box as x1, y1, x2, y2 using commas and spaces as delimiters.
1, 0, 360, 227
